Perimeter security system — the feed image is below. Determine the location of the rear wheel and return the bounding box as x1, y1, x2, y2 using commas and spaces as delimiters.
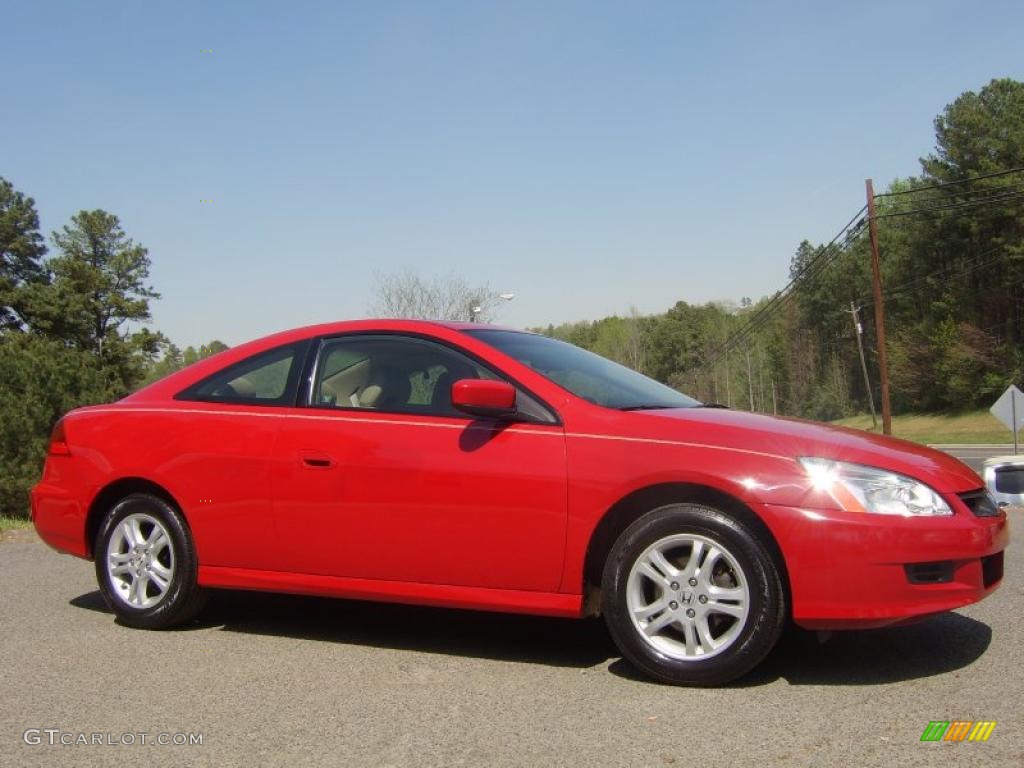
602, 503, 785, 685
94, 493, 207, 629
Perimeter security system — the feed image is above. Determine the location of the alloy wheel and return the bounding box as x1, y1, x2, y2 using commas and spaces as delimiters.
625, 533, 750, 660
105, 513, 175, 609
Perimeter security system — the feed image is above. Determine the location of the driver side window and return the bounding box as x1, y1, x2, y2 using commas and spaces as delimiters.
311, 335, 554, 422
313, 336, 491, 416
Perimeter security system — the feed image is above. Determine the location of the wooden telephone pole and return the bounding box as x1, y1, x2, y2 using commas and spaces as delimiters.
847, 302, 878, 429
865, 179, 892, 435
745, 349, 755, 411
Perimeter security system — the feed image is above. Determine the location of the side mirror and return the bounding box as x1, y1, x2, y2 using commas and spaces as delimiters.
451, 379, 517, 419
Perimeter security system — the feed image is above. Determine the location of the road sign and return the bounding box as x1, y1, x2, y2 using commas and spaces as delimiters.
990, 385, 1024, 454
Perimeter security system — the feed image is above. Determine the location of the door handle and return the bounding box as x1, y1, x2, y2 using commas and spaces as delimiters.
299, 450, 335, 469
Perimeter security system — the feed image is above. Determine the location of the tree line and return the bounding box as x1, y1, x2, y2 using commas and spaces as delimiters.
535, 78, 1024, 422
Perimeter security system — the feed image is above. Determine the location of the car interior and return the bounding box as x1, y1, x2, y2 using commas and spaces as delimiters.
315, 345, 483, 416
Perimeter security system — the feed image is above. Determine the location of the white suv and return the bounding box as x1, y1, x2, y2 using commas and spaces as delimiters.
984, 455, 1024, 509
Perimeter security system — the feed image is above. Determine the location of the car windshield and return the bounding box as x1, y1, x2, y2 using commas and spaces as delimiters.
466, 329, 701, 410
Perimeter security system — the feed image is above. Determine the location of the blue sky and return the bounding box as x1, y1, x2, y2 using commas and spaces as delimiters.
3, 1, 1023, 347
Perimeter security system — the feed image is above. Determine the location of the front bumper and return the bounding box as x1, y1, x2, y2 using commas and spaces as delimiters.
752, 501, 1009, 629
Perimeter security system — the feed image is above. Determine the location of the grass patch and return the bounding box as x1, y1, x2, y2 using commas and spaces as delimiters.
0, 516, 33, 533
833, 410, 1015, 445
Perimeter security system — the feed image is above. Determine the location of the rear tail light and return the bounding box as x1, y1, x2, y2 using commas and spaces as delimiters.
48, 419, 71, 456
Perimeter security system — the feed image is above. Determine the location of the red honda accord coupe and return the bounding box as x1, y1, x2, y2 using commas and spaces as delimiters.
32, 320, 1008, 685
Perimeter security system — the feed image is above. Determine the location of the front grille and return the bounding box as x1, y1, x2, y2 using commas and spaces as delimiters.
958, 490, 1001, 517
982, 552, 1004, 588
905, 561, 954, 584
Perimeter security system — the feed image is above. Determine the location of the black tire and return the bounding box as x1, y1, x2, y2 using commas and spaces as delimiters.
94, 493, 207, 629
601, 503, 785, 686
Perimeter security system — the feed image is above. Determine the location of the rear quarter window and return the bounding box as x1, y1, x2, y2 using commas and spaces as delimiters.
176, 341, 310, 406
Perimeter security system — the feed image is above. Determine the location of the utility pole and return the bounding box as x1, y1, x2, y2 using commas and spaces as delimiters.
865, 179, 893, 435
847, 301, 878, 429
745, 349, 755, 411
725, 357, 732, 408
757, 344, 766, 413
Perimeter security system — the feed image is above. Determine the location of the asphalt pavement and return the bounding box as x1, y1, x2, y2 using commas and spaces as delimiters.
2, 520, 1022, 768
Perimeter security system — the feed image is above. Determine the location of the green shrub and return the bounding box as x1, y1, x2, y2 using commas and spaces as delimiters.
0, 335, 112, 518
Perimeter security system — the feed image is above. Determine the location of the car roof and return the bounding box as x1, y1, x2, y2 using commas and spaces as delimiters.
217, 319, 529, 351
286, 319, 526, 335
404, 320, 524, 332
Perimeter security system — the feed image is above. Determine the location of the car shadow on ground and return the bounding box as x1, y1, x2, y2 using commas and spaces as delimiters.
72, 588, 618, 668
608, 612, 993, 686
213, 590, 621, 668
755, 612, 992, 686
70, 589, 992, 684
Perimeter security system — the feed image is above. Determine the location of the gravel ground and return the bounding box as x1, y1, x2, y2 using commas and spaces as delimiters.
1, 516, 1021, 768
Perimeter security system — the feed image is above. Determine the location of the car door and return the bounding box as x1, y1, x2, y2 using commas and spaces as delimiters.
171, 339, 310, 570
270, 333, 568, 592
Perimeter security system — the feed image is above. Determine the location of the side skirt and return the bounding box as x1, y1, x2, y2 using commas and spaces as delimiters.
198, 566, 585, 618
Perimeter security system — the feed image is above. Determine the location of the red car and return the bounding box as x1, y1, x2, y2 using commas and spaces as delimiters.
32, 320, 1008, 685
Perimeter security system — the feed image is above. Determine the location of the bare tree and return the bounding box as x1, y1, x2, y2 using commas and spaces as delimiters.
369, 269, 504, 322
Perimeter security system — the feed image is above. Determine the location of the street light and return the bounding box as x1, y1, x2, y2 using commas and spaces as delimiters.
469, 292, 515, 322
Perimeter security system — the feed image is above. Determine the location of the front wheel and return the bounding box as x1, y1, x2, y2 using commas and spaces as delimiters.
94, 493, 207, 629
602, 503, 786, 685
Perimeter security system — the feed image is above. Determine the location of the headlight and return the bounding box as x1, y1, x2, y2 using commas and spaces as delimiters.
799, 457, 953, 517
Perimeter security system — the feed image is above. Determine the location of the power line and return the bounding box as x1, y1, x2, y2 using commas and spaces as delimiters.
873, 166, 1024, 198
713, 227, 866, 359
921, 181, 1024, 197
879, 182, 1024, 207
692, 213, 867, 373
856, 246, 1008, 307
874, 189, 1024, 220
693, 171, 1023, 379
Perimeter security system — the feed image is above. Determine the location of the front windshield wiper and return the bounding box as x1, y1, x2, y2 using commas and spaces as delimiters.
696, 402, 729, 409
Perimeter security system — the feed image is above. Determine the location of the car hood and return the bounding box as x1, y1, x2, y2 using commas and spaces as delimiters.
624, 407, 982, 494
